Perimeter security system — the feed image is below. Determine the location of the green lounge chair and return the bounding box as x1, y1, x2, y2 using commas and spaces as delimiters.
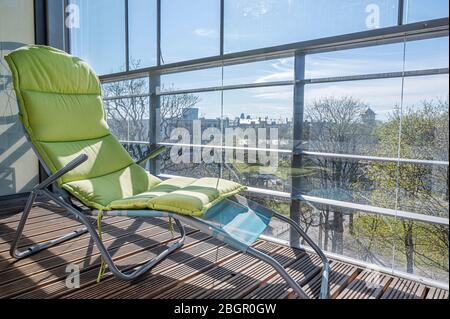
5, 45, 329, 299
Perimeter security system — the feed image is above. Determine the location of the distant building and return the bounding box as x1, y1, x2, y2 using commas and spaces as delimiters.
361, 108, 376, 125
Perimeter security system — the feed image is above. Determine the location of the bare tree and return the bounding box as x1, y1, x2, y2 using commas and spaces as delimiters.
302, 96, 376, 254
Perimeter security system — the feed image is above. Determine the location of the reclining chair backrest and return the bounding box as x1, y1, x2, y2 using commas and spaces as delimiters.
5, 45, 161, 209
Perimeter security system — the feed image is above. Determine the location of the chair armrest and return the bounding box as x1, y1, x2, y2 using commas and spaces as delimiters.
36, 154, 88, 190
136, 145, 167, 166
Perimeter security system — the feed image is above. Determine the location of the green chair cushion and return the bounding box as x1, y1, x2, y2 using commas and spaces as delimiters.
62, 164, 162, 210
108, 177, 247, 216
40, 135, 134, 184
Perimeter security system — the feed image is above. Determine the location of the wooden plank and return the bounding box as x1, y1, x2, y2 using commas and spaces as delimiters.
1, 212, 77, 236
15, 227, 198, 299
426, 287, 449, 299
107, 242, 272, 299
0, 216, 165, 267
29, 230, 206, 299
200, 247, 301, 299
61, 232, 219, 299
0, 207, 67, 229
3, 221, 194, 298
383, 277, 432, 300
285, 261, 359, 299
0, 218, 172, 284
0, 203, 60, 222
337, 269, 392, 299
157, 242, 285, 299
246, 252, 326, 300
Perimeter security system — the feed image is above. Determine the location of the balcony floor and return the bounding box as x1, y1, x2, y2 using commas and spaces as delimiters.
0, 200, 448, 300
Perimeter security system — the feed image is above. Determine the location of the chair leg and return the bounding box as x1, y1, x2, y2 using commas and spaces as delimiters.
10, 190, 88, 259
274, 212, 330, 299
42, 189, 185, 281
104, 218, 186, 281
229, 195, 330, 299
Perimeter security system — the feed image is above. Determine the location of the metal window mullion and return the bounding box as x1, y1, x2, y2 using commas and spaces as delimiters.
125, 0, 130, 71
398, 0, 405, 26
290, 51, 306, 246
220, 0, 225, 55
149, 74, 161, 175
157, 0, 161, 66
63, 0, 71, 52
45, 0, 67, 51
34, 0, 47, 45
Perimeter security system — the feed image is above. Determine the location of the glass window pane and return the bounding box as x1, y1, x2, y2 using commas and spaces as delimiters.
160, 68, 222, 92
224, 58, 294, 86
161, 146, 222, 178
306, 43, 404, 78
223, 87, 293, 150
224, 153, 293, 193
301, 157, 399, 210
160, 91, 222, 143
102, 77, 149, 98
401, 74, 449, 161
393, 220, 449, 282
161, 0, 220, 64
102, 77, 150, 143
70, 0, 126, 75
289, 202, 396, 270
305, 36, 449, 79
225, 0, 399, 53
404, 0, 449, 24
129, 0, 157, 69
304, 78, 403, 157
405, 36, 449, 71
0, 0, 39, 196
395, 162, 449, 217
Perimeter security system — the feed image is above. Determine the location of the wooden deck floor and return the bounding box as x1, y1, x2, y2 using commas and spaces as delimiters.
0, 201, 448, 300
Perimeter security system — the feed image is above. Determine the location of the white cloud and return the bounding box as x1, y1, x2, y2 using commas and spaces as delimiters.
254, 58, 294, 83
255, 71, 294, 83
194, 28, 218, 38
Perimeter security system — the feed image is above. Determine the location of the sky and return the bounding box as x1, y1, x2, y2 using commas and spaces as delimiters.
70, 0, 449, 121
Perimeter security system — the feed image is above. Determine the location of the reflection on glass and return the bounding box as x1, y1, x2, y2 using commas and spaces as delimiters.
225, 0, 398, 53
384, 161, 448, 216
306, 43, 405, 78
304, 78, 403, 157
0, 1, 39, 196
404, 0, 449, 24
161, 145, 221, 179
404, 37, 449, 71
104, 96, 150, 142
224, 58, 294, 85
102, 78, 151, 153
70, 0, 126, 75
223, 87, 294, 150
223, 153, 293, 193
160, 92, 222, 143
129, 0, 157, 69
392, 220, 448, 282
102, 77, 149, 98
402, 74, 449, 161
160, 68, 222, 92
299, 157, 400, 209
161, 0, 220, 63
